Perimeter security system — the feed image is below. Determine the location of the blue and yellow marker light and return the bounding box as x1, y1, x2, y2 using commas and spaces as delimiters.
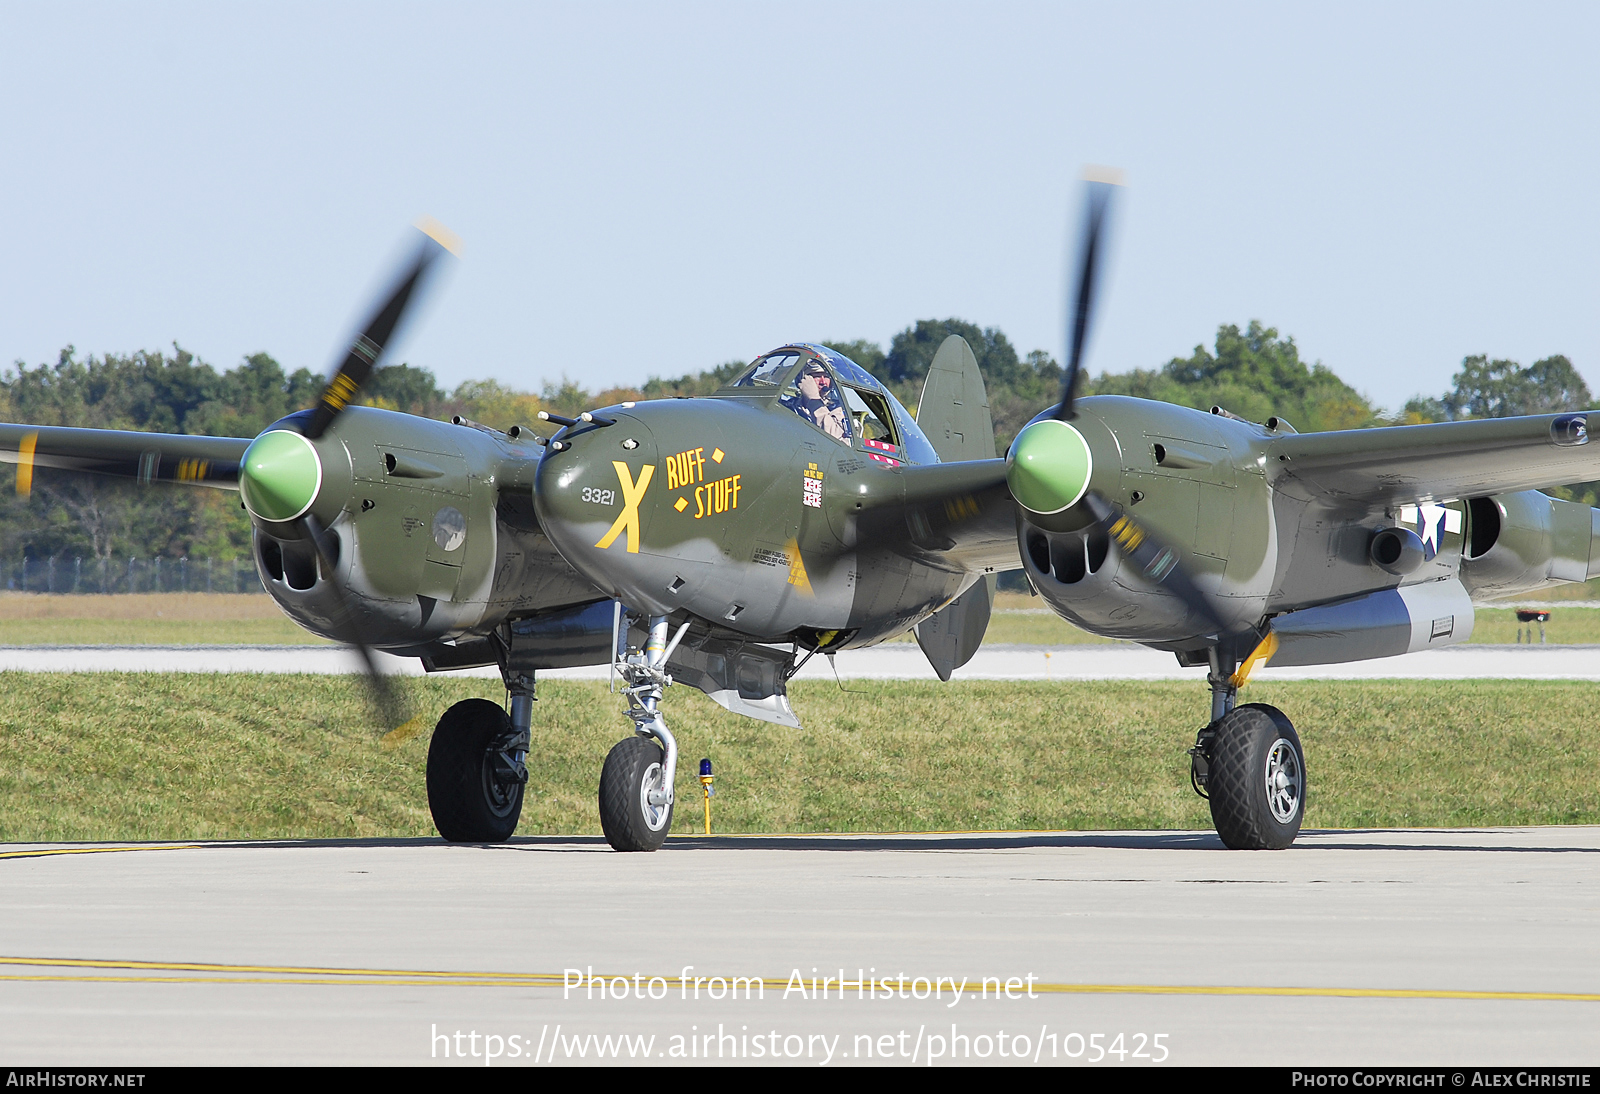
699, 758, 714, 835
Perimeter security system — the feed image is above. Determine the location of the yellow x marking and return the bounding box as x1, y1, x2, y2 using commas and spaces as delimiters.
594, 462, 655, 553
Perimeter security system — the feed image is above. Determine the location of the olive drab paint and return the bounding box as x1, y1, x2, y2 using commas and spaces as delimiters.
531, 344, 1010, 646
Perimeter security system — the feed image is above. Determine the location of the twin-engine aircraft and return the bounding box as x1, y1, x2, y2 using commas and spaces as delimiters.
6, 189, 1599, 852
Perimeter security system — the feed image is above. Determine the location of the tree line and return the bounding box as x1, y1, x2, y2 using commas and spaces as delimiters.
1, 322, 1592, 565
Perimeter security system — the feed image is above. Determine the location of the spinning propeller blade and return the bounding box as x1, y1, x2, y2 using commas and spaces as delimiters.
293, 218, 459, 728
1078, 492, 1226, 638
300, 512, 410, 729
1008, 170, 1235, 643
303, 217, 460, 441
1054, 168, 1122, 421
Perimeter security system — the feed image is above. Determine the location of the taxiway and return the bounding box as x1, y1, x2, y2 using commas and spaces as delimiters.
2, 828, 1598, 1065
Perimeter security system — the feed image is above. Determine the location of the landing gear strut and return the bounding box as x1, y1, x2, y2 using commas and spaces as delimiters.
598, 614, 687, 851
1189, 647, 1306, 849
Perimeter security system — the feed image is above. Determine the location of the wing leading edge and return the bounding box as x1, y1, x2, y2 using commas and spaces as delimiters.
0, 423, 251, 490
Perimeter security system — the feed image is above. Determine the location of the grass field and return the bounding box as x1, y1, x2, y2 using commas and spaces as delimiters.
2, 591, 1598, 646
0, 593, 327, 645
3, 674, 1598, 842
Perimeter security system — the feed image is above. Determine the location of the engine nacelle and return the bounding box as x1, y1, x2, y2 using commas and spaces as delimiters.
1459, 490, 1600, 601
1009, 398, 1275, 646
243, 407, 540, 647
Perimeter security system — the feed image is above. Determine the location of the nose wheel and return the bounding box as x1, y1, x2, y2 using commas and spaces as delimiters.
598, 613, 686, 851
599, 736, 674, 851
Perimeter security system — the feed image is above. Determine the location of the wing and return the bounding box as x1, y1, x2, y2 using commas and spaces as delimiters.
1267, 412, 1600, 505
0, 423, 251, 489
893, 458, 1019, 573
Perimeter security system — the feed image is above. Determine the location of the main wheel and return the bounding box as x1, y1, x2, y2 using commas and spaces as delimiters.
598, 736, 673, 852
426, 698, 525, 842
1206, 703, 1305, 850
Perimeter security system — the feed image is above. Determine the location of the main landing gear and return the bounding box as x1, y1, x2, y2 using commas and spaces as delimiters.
426, 670, 533, 843
423, 612, 686, 851
1189, 648, 1306, 849
598, 615, 686, 852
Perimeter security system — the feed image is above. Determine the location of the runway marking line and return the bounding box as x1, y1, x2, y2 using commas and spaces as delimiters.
0, 956, 560, 983
2, 957, 1596, 1003
0, 844, 202, 861
0, 975, 562, 987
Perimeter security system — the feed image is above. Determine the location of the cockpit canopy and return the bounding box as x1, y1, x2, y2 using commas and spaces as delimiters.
729, 343, 939, 465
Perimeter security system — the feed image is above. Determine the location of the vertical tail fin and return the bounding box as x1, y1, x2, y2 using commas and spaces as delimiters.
913, 335, 998, 678
916, 575, 996, 681
915, 335, 996, 462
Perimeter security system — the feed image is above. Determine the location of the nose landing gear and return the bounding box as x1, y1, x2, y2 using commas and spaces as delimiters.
598, 614, 687, 851
600, 735, 673, 851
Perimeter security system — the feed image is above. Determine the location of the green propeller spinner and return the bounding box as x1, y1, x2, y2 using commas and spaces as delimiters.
239, 429, 323, 522
1005, 419, 1092, 515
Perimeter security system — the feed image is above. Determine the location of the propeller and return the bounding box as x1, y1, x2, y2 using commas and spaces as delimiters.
304, 217, 460, 440
1007, 171, 1235, 645
242, 218, 460, 730
1054, 167, 1121, 421
304, 220, 459, 726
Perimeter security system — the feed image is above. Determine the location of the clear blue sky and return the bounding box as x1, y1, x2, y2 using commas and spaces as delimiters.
2, 1, 1596, 414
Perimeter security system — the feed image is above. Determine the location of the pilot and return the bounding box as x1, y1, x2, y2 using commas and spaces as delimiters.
784, 361, 850, 443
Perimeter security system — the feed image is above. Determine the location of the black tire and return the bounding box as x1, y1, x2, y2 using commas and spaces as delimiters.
1207, 702, 1305, 850
426, 699, 524, 843
598, 736, 673, 852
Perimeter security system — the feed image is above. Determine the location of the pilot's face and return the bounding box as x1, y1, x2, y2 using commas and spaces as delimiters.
799, 371, 830, 399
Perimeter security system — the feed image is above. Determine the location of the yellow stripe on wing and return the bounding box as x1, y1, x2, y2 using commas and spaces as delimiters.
16, 430, 37, 497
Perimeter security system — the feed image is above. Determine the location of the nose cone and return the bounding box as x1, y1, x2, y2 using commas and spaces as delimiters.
1006, 419, 1093, 514
534, 413, 665, 602
239, 429, 323, 522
